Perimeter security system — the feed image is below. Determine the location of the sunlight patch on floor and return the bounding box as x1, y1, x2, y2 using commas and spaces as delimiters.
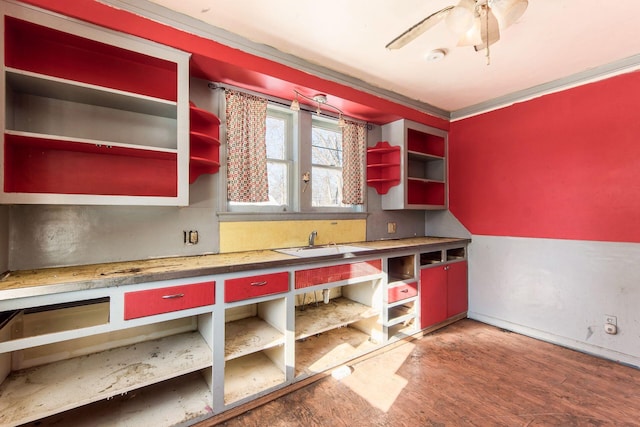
336, 341, 416, 412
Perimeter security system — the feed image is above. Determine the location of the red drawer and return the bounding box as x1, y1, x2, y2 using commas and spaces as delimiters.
225, 271, 289, 303
388, 282, 418, 303
295, 259, 382, 289
124, 281, 215, 320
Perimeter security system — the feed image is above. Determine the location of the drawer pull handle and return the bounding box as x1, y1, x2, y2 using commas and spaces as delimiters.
251, 281, 268, 287
400, 289, 409, 293
162, 293, 185, 299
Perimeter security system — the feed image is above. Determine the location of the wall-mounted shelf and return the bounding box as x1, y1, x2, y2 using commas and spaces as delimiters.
380, 119, 448, 210
1, 9, 189, 205
366, 140, 400, 195
189, 103, 221, 183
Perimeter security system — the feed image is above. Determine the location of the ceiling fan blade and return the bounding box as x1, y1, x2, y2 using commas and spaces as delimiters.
385, 6, 454, 50
473, 6, 500, 51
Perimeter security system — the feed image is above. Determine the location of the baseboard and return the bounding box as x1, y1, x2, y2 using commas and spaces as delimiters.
468, 312, 640, 369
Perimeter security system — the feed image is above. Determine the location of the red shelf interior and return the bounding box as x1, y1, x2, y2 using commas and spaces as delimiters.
407, 129, 445, 157
4, 133, 177, 197
4, 16, 177, 101
407, 180, 445, 206
189, 103, 221, 183
366, 141, 400, 194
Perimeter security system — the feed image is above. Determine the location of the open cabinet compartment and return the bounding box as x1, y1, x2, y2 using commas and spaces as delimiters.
0, 303, 214, 427
223, 298, 287, 404
1, 8, 188, 205
294, 278, 382, 377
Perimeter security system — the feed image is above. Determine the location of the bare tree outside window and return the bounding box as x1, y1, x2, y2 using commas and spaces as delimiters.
312, 119, 347, 207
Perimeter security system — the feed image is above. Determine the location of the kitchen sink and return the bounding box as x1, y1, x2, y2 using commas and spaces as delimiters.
275, 245, 369, 258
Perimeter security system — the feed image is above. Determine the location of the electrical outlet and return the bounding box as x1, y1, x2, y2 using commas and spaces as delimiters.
604, 315, 617, 326
387, 222, 397, 234
184, 230, 199, 245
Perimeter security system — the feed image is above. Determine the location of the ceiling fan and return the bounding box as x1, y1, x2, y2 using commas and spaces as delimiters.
386, 0, 528, 63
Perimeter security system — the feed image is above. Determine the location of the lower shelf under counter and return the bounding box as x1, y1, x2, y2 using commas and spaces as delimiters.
295, 297, 380, 340
224, 316, 284, 361
295, 326, 379, 377
0, 331, 213, 426
20, 372, 214, 427
224, 351, 285, 405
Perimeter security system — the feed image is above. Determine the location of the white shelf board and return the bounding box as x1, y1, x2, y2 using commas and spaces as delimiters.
0, 331, 212, 426
295, 326, 378, 377
295, 297, 379, 340
224, 351, 285, 405
225, 316, 284, 361
19, 371, 213, 427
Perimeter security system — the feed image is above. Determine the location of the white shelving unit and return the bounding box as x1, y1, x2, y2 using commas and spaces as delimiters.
381, 119, 448, 210
1, 2, 189, 205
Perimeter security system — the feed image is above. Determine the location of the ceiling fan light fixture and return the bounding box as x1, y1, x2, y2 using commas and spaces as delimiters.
446, 0, 476, 33
489, 0, 528, 29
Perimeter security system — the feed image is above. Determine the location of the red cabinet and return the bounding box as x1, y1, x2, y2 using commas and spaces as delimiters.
420, 261, 467, 329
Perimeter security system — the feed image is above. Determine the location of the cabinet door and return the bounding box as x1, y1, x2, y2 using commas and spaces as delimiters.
420, 266, 448, 329
447, 261, 468, 317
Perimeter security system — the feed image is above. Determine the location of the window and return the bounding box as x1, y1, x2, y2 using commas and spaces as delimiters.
228, 105, 293, 212
226, 101, 364, 213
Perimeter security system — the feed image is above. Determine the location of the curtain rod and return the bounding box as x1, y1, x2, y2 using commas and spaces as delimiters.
208, 81, 371, 128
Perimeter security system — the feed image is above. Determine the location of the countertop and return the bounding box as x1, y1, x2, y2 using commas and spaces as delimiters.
0, 236, 470, 300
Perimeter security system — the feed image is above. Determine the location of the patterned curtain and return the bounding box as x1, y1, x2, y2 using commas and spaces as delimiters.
225, 89, 269, 202
342, 120, 367, 205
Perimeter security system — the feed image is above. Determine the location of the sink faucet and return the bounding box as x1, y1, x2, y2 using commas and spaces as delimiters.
308, 230, 318, 247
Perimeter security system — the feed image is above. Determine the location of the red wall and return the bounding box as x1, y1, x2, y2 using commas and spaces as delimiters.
449, 71, 640, 243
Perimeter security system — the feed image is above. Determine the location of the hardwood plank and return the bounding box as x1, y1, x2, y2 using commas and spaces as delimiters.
206, 319, 640, 427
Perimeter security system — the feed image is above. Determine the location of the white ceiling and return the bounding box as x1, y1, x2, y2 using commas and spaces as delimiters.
142, 0, 640, 115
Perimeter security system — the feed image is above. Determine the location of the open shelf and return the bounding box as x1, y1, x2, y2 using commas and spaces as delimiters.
225, 316, 285, 361
5, 16, 178, 101
2, 10, 188, 205
19, 371, 214, 427
223, 297, 286, 404
189, 103, 220, 183
295, 326, 378, 377
0, 331, 213, 427
6, 70, 177, 120
367, 141, 400, 195
4, 133, 177, 197
381, 119, 447, 210
295, 297, 379, 340
224, 350, 285, 404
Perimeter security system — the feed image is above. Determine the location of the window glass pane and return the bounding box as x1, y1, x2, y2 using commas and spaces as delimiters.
311, 119, 347, 207
312, 166, 343, 207
267, 161, 287, 206
266, 116, 285, 160
312, 126, 342, 167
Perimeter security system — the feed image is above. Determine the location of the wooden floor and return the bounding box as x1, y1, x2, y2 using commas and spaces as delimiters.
209, 319, 640, 426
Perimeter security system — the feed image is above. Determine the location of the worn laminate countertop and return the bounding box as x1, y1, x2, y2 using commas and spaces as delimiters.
0, 236, 470, 299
